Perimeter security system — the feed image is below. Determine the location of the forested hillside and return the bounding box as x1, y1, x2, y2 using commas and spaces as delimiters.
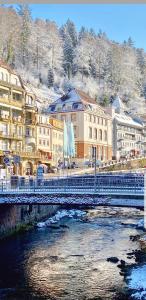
0, 4, 146, 110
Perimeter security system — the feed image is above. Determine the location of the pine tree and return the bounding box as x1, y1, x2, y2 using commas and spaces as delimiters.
17, 4, 32, 67
127, 37, 135, 48
66, 19, 78, 47
48, 68, 54, 88
63, 34, 74, 79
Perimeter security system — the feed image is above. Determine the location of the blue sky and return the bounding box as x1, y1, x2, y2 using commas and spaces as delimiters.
15, 4, 146, 50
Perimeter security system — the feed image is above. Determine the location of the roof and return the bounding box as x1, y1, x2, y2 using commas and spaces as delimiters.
48, 88, 111, 119
0, 59, 17, 76
115, 112, 143, 128
77, 89, 97, 105
112, 95, 126, 112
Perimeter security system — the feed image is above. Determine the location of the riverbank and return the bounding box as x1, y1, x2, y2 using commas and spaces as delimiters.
0, 204, 59, 239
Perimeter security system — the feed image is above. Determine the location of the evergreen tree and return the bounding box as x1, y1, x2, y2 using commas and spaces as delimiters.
17, 4, 32, 66
48, 68, 54, 88
66, 19, 78, 47
127, 37, 135, 48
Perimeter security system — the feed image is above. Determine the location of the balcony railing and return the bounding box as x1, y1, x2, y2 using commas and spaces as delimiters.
0, 115, 10, 122
0, 97, 9, 105
0, 131, 23, 140
13, 151, 40, 159
0, 97, 23, 108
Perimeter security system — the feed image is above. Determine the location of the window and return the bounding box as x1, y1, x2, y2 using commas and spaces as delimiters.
88, 146, 92, 158
18, 127, 22, 136
74, 125, 77, 138
93, 116, 96, 123
47, 140, 49, 146
39, 127, 41, 134
89, 127, 92, 139
43, 128, 46, 135
94, 128, 97, 139
89, 115, 92, 122
12, 93, 22, 101
39, 139, 42, 145
26, 127, 30, 136
48, 129, 50, 135
43, 140, 45, 146
71, 113, 76, 122
0, 72, 4, 81
99, 129, 102, 141
104, 130, 107, 141
5, 74, 8, 82
61, 115, 66, 121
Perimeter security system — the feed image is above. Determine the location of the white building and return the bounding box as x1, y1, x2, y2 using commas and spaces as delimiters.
107, 96, 144, 160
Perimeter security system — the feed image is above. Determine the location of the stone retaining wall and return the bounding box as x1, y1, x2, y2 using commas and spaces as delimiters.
0, 204, 59, 239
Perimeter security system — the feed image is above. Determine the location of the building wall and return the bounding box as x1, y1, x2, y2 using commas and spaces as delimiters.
0, 204, 59, 239
51, 110, 112, 162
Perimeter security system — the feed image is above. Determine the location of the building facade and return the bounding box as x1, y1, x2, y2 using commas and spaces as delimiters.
107, 96, 144, 160
48, 89, 112, 163
0, 61, 64, 178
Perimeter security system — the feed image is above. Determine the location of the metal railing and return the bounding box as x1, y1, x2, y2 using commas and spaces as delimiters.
0, 175, 144, 195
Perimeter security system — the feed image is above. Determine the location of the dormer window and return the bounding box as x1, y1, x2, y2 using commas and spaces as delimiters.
50, 105, 56, 112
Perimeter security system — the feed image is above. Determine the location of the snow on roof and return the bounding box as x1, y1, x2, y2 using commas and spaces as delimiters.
55, 88, 99, 106
112, 95, 126, 111
115, 112, 143, 128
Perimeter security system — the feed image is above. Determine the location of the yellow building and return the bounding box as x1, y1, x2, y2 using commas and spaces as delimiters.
49, 118, 64, 166
0, 61, 39, 177
36, 113, 52, 170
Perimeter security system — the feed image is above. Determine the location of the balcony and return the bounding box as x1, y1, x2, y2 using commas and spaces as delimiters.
12, 116, 23, 124
25, 120, 36, 126
0, 97, 9, 105
12, 150, 40, 159
0, 131, 23, 140
11, 100, 23, 108
0, 115, 10, 122
25, 136, 36, 144
25, 103, 37, 111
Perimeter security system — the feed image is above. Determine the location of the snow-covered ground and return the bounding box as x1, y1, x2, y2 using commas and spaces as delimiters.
37, 209, 86, 228
128, 265, 146, 300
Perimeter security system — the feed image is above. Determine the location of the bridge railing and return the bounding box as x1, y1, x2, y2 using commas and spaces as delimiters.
0, 175, 144, 194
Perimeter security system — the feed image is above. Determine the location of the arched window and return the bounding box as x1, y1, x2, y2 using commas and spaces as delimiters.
0, 72, 4, 81
104, 130, 107, 141
99, 129, 102, 141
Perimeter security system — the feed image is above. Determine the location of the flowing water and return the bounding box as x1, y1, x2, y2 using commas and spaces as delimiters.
0, 206, 144, 300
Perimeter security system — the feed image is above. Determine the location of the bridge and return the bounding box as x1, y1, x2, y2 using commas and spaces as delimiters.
0, 174, 144, 207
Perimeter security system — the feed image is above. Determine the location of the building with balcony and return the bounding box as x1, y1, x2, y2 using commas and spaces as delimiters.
49, 118, 64, 166
0, 62, 40, 176
36, 113, 52, 170
48, 88, 112, 163
106, 96, 144, 160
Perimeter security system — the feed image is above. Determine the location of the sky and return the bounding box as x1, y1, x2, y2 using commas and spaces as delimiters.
15, 4, 146, 50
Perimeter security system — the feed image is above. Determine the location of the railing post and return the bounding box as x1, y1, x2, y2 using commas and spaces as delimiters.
34, 179, 35, 192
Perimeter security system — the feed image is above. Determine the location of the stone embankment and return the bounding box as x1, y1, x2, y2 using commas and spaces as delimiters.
0, 204, 59, 239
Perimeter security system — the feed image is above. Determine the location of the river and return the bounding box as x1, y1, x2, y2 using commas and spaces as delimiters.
0, 206, 145, 300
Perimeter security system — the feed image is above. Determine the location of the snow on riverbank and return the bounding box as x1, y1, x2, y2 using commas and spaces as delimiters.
127, 265, 146, 299
37, 209, 86, 228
